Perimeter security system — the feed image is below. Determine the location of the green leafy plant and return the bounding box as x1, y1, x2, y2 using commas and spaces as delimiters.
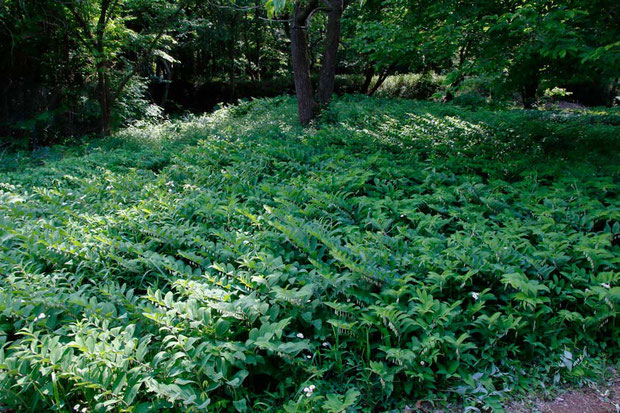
0, 96, 618, 412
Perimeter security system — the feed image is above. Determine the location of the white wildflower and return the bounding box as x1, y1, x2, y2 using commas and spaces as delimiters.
471, 292, 480, 300
296, 333, 304, 339
601, 283, 611, 289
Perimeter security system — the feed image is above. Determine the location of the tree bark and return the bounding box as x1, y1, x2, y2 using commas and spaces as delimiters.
443, 40, 471, 103
360, 66, 374, 94
229, 12, 237, 99
254, 0, 262, 80
290, 1, 318, 125
367, 64, 395, 96
1, 80, 10, 122
521, 80, 538, 109
98, 66, 112, 136
443, 73, 465, 103
317, 0, 345, 106
158, 59, 172, 108
96, 0, 112, 135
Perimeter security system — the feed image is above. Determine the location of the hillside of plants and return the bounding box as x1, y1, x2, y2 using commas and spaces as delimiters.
0, 96, 618, 411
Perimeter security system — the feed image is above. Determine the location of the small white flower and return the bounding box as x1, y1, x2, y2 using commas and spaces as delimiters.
420, 361, 425, 366
309, 385, 315, 390
74, 404, 80, 412
296, 333, 304, 339
306, 355, 312, 359
303, 387, 310, 393
602, 283, 611, 289
305, 392, 312, 397
106, 185, 112, 190
322, 342, 330, 347
471, 292, 480, 300
81, 408, 87, 413
35, 313, 46, 321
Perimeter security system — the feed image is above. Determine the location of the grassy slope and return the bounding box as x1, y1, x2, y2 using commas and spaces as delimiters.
0, 96, 618, 412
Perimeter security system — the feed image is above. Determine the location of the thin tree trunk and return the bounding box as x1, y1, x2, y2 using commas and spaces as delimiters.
254, 0, 262, 80
96, 0, 112, 135
98, 67, 112, 136
608, 77, 618, 106
443, 39, 471, 102
1, 80, 10, 122
521, 80, 538, 109
317, 0, 345, 106
367, 75, 385, 96
367, 64, 395, 96
360, 66, 374, 94
443, 73, 464, 103
159, 60, 171, 108
229, 13, 237, 99
290, 2, 318, 125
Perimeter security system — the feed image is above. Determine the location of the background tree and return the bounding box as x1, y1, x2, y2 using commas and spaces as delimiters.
1, 0, 618, 143
63, 0, 182, 134
267, 0, 352, 125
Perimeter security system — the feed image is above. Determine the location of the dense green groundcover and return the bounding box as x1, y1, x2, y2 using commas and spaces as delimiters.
0, 96, 618, 412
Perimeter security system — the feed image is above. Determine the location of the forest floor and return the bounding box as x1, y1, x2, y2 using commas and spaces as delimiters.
506, 379, 620, 413
0, 96, 618, 412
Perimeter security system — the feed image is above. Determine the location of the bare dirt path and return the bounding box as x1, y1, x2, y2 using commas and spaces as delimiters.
507, 380, 619, 413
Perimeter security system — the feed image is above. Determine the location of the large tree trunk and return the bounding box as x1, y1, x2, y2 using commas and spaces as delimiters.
290, 2, 318, 125
317, 0, 345, 106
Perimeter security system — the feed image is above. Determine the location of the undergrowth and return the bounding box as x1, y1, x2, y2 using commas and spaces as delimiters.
0, 96, 618, 412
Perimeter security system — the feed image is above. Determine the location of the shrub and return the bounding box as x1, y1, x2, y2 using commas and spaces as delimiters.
374, 73, 445, 99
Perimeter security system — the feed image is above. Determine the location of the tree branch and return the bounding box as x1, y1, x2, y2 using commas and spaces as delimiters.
110, 3, 186, 105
